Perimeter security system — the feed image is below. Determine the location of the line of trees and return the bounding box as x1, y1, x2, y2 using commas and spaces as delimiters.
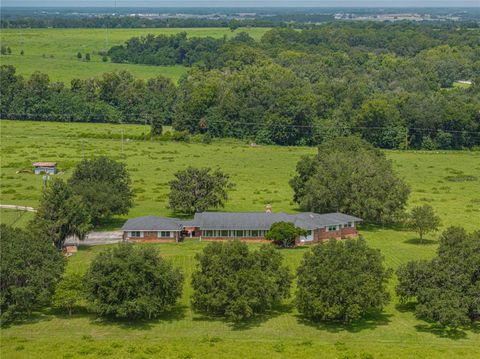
0, 65, 176, 131
3, 226, 476, 328
1, 56, 479, 149
0, 17, 292, 30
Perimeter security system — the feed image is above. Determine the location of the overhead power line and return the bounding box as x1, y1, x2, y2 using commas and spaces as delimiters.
1, 115, 479, 135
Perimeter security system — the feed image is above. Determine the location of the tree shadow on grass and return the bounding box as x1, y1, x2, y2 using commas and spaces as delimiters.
359, 223, 406, 233
295, 310, 392, 334
192, 303, 294, 331
404, 237, 438, 245
395, 301, 417, 313
1, 311, 54, 328
88, 304, 188, 331
415, 323, 469, 340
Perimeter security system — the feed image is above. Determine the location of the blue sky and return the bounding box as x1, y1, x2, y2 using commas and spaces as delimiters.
2, 1, 479, 7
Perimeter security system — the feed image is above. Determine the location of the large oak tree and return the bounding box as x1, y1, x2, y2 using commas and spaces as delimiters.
290, 136, 410, 224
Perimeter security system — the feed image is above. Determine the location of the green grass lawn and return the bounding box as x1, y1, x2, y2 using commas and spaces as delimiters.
1, 120, 479, 358
0, 208, 34, 228
0, 27, 269, 83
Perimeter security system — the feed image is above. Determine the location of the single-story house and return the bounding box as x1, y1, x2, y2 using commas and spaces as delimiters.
32, 162, 57, 175
122, 211, 362, 244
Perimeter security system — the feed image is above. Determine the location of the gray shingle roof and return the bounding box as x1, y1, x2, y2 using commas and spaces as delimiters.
193, 212, 362, 231
122, 216, 182, 231
122, 212, 362, 231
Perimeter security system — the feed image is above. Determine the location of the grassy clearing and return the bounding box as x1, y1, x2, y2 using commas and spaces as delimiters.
1, 120, 479, 358
0, 27, 269, 83
2, 241, 480, 359
0, 208, 34, 228
1, 120, 479, 230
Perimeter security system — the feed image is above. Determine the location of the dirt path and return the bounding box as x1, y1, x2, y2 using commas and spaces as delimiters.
0, 204, 37, 212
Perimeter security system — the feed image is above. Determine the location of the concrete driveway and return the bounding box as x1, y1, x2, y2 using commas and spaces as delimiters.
65, 231, 123, 246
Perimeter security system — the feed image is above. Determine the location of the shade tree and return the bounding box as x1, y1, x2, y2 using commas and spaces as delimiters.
296, 237, 392, 323
396, 227, 480, 328
168, 166, 234, 214
68, 156, 134, 224
407, 204, 441, 243
32, 177, 91, 250
191, 241, 292, 322
290, 136, 410, 224
0, 225, 65, 323
84, 244, 183, 319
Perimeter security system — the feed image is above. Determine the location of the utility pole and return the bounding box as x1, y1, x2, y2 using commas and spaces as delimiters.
42, 175, 50, 192
405, 127, 409, 151
144, 118, 147, 140
121, 128, 124, 154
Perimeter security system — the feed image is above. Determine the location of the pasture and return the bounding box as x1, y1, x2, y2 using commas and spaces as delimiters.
1, 120, 480, 358
0, 27, 269, 83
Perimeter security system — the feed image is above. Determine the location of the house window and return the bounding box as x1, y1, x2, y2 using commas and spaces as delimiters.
327, 225, 337, 232
130, 231, 141, 237
348, 222, 354, 228
160, 231, 171, 237
235, 230, 244, 237
221, 230, 229, 237
251, 230, 259, 237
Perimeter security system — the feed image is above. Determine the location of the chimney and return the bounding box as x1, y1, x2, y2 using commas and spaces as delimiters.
265, 204, 272, 213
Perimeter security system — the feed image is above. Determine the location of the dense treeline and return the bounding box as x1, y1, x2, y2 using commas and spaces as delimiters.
108, 31, 258, 67
109, 24, 480, 148
0, 65, 176, 128
2, 23, 480, 149
0, 17, 290, 29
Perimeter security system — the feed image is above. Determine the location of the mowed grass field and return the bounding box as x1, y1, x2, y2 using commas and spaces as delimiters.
0, 27, 269, 83
1, 120, 480, 358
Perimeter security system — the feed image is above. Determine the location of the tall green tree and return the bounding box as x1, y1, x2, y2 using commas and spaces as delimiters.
296, 238, 391, 323
290, 136, 410, 224
265, 221, 307, 248
0, 225, 65, 323
52, 273, 86, 316
69, 156, 134, 224
396, 227, 480, 328
407, 204, 441, 243
84, 244, 183, 319
191, 241, 292, 322
32, 178, 91, 250
168, 166, 234, 214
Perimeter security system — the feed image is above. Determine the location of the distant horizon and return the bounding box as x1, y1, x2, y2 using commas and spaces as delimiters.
2, 0, 479, 9
2, 5, 479, 8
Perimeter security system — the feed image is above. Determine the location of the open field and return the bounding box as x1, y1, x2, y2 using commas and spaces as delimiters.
1, 120, 479, 230
1, 120, 480, 358
0, 27, 270, 83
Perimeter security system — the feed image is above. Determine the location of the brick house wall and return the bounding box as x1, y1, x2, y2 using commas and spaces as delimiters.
200, 236, 270, 243
124, 231, 179, 243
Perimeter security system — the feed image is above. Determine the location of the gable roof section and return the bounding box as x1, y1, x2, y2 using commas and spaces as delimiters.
122, 216, 182, 231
